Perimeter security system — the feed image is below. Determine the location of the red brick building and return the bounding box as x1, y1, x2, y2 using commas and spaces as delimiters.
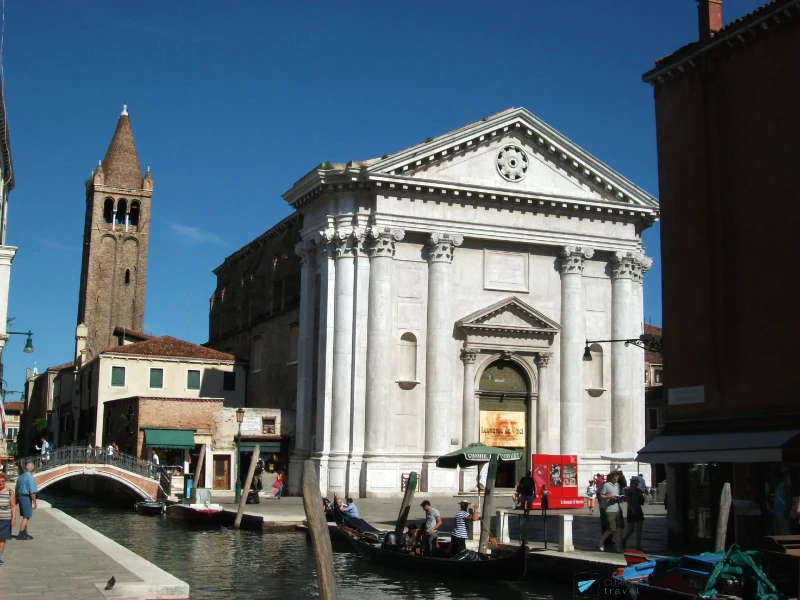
638, 0, 800, 550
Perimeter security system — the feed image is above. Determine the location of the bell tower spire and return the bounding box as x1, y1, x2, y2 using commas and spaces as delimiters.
76, 105, 153, 362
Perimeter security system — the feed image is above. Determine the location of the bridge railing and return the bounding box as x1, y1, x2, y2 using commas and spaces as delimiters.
18, 446, 159, 480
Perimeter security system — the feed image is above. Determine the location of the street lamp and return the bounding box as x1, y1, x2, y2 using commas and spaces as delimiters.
6, 330, 34, 353
583, 333, 663, 360
234, 407, 245, 504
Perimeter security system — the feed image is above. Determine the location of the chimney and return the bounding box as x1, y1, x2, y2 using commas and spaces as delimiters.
698, 0, 723, 42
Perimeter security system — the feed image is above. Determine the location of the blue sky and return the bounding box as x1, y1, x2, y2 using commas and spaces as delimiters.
1, 1, 765, 397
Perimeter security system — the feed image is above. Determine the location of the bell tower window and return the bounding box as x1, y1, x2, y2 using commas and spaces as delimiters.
103, 198, 114, 224
125, 269, 131, 285
115, 199, 127, 226
129, 201, 140, 229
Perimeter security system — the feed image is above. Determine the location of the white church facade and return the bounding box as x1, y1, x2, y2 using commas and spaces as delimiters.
284, 108, 658, 497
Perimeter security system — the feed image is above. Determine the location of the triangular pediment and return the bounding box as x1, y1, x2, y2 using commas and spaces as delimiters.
366, 108, 657, 209
456, 297, 561, 335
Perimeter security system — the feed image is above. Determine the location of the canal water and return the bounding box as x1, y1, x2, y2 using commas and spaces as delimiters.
46, 493, 571, 599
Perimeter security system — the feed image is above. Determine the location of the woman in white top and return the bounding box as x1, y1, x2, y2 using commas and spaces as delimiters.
585, 480, 597, 514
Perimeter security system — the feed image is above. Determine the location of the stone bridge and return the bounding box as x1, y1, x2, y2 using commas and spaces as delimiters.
19, 446, 166, 500
33, 463, 161, 499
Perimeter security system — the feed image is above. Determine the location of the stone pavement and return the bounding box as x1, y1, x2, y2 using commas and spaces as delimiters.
0, 501, 189, 600
213, 491, 669, 557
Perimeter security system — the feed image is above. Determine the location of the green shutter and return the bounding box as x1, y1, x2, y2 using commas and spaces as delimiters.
150, 368, 164, 388
187, 370, 200, 390
111, 366, 125, 387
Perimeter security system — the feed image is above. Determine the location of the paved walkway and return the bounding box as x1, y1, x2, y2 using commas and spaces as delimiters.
213, 491, 669, 556
0, 501, 188, 600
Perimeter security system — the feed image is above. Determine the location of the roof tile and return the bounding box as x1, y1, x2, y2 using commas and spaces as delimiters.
100, 335, 235, 361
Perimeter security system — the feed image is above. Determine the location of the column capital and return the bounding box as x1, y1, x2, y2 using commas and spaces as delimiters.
460, 347, 478, 364
367, 227, 405, 259
428, 232, 464, 263
332, 227, 366, 259
535, 352, 553, 367
316, 228, 336, 260
559, 245, 594, 275
294, 239, 317, 268
611, 251, 652, 283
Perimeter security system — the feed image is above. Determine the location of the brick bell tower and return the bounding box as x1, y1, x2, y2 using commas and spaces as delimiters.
76, 105, 152, 363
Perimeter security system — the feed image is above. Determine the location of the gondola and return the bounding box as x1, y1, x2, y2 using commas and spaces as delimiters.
341, 528, 528, 581
134, 500, 165, 515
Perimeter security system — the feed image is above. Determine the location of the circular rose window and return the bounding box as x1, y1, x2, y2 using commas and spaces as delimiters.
496, 145, 529, 182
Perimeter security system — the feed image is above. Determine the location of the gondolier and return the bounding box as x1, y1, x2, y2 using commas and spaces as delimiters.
450, 501, 479, 555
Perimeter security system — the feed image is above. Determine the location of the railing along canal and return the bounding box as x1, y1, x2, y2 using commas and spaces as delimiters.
18, 446, 162, 482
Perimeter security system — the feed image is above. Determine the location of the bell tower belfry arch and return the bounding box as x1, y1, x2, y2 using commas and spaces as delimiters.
76, 105, 152, 363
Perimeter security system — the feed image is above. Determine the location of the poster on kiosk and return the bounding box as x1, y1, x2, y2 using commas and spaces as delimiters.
531, 454, 584, 508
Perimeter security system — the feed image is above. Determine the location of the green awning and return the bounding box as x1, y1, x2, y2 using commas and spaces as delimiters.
144, 428, 196, 449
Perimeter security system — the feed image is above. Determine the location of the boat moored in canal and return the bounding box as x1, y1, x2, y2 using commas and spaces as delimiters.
165, 502, 225, 523
134, 500, 165, 516
341, 529, 528, 581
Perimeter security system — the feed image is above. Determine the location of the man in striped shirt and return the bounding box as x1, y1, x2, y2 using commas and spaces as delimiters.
450, 501, 479, 555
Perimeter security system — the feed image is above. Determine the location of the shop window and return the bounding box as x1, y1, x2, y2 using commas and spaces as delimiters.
111, 366, 126, 387
398, 333, 417, 382
150, 368, 164, 389
223, 371, 236, 391
251, 337, 262, 373
288, 323, 299, 363
647, 408, 659, 431
187, 370, 201, 390
262, 418, 276, 434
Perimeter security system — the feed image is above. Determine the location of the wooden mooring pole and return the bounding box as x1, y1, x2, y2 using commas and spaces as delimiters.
302, 460, 337, 600
234, 443, 260, 529
194, 444, 207, 489
478, 455, 499, 554
394, 472, 418, 537
713, 482, 732, 553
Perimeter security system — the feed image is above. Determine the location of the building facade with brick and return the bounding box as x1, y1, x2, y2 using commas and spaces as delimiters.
207, 212, 302, 474
263, 107, 659, 498
638, 0, 800, 550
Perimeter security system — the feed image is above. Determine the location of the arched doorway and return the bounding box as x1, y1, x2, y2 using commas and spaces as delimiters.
478, 360, 531, 488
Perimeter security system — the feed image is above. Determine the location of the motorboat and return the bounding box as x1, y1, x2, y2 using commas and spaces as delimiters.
134, 500, 165, 516
165, 502, 225, 523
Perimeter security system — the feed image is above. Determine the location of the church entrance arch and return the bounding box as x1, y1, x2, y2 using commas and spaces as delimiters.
477, 359, 530, 488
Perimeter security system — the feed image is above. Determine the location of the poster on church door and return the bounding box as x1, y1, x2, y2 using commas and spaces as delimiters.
479, 411, 525, 448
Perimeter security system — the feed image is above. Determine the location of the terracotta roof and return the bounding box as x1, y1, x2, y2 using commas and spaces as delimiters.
113, 326, 155, 341
100, 108, 143, 189
47, 361, 75, 372
100, 335, 235, 361
2, 401, 23, 412
645, 0, 800, 80
644, 323, 663, 365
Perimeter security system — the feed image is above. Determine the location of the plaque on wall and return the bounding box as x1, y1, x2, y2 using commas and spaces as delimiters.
483, 250, 529, 293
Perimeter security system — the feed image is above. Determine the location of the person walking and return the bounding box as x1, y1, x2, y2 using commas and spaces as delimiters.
420, 500, 442, 556
0, 472, 17, 565
151, 449, 160, 477
586, 479, 597, 514
540, 484, 551, 516
15, 461, 38, 540
35, 437, 52, 465
517, 470, 536, 518
450, 501, 479, 555
622, 475, 646, 550
598, 471, 624, 552
105, 443, 114, 464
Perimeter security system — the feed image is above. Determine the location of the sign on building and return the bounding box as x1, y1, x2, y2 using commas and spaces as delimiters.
480, 410, 525, 447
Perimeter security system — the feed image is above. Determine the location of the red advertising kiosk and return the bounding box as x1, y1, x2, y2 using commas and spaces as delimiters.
530, 454, 584, 508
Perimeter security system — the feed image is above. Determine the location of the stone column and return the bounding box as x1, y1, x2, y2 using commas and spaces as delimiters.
610, 251, 650, 453
458, 347, 478, 493
423, 232, 463, 491
292, 239, 316, 458
328, 227, 361, 492
535, 352, 553, 454
315, 229, 336, 459
364, 227, 404, 458
558, 245, 593, 457
460, 348, 478, 447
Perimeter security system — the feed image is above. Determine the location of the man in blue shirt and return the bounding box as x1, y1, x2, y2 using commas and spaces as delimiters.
15, 461, 38, 540
341, 497, 359, 519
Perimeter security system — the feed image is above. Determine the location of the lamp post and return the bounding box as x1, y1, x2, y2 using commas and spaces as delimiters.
234, 407, 245, 504
583, 333, 663, 360
5, 330, 35, 353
